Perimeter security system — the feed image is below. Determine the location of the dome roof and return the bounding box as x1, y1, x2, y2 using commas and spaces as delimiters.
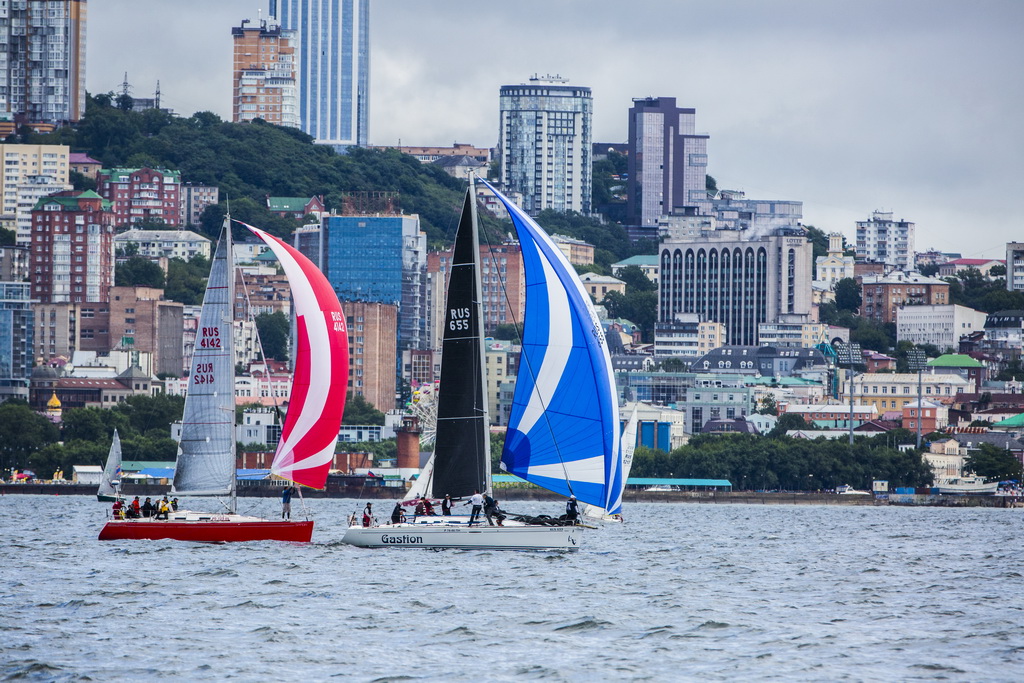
32, 364, 59, 379
47, 391, 62, 409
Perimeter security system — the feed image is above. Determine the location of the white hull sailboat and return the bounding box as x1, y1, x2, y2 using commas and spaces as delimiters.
96, 429, 122, 502
100, 220, 349, 542
342, 179, 623, 551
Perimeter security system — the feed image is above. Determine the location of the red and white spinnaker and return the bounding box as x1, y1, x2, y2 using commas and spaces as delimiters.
242, 222, 349, 489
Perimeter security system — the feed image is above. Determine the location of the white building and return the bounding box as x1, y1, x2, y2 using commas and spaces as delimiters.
499, 76, 592, 215
896, 304, 988, 351
757, 315, 828, 349
0, 144, 70, 243
814, 232, 854, 289
856, 210, 915, 270
1007, 242, 1024, 293
115, 229, 211, 261
16, 174, 72, 244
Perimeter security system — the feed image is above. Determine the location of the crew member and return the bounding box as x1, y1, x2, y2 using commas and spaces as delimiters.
464, 490, 484, 526
565, 495, 579, 524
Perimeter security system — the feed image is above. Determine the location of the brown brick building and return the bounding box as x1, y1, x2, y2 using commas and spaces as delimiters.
345, 300, 398, 412
29, 190, 115, 304
860, 271, 950, 325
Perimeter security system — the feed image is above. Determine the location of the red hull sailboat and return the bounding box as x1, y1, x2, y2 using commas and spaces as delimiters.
99, 220, 348, 543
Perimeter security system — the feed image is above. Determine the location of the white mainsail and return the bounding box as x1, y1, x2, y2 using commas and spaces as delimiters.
97, 429, 123, 500
172, 220, 237, 499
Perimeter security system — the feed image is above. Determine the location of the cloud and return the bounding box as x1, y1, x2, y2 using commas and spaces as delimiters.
88, 0, 1024, 258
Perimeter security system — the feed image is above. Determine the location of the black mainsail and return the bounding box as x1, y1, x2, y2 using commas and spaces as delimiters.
431, 188, 491, 499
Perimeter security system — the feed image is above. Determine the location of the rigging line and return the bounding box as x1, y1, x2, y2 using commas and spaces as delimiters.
478, 183, 575, 497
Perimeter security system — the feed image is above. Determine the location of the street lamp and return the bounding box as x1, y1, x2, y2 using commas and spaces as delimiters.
907, 349, 928, 449
835, 342, 862, 445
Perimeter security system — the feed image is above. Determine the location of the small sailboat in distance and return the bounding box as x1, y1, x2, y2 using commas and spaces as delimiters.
99, 219, 348, 542
96, 429, 122, 502
582, 402, 639, 523
341, 178, 622, 550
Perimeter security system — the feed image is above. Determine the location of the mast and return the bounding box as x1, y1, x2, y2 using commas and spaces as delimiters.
226, 218, 237, 513
469, 177, 492, 493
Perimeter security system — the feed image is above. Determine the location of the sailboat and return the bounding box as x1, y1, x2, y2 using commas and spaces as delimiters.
96, 429, 122, 502
582, 402, 639, 523
99, 220, 348, 542
341, 179, 622, 551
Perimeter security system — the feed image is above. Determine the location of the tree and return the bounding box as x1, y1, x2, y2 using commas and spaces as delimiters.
965, 443, 1023, 481
835, 278, 862, 312
492, 322, 524, 342
990, 264, 1007, 277
165, 255, 210, 305
616, 264, 657, 293
602, 290, 657, 342
0, 401, 61, 472
0, 225, 15, 246
342, 393, 385, 425
757, 394, 778, 416
768, 413, 810, 438
255, 311, 289, 361
115, 256, 165, 288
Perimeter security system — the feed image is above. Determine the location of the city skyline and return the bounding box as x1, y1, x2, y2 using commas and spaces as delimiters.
88, 0, 1023, 259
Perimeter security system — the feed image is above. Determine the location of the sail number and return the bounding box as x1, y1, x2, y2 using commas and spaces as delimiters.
193, 362, 215, 385
449, 307, 471, 331
331, 311, 347, 333
199, 326, 222, 348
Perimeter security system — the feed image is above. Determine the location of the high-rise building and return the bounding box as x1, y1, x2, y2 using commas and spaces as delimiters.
107, 286, 184, 378
271, 0, 370, 148
0, 144, 70, 244
1006, 242, 1024, 293
180, 183, 219, 228
231, 18, 298, 128
96, 167, 182, 228
856, 211, 915, 270
0, 1, 87, 127
627, 97, 711, 228
29, 190, 115, 304
659, 226, 813, 346
342, 300, 397, 412
431, 242, 526, 336
499, 76, 592, 215
0, 281, 34, 401
296, 213, 426, 351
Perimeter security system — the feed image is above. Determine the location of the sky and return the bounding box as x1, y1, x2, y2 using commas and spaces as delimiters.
89, 1, 1024, 258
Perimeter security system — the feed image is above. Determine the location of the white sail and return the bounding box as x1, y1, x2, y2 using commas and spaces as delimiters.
583, 403, 640, 522
172, 221, 237, 498
97, 429, 122, 499
403, 451, 436, 502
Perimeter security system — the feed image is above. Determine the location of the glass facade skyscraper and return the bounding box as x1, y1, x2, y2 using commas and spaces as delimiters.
271, 0, 369, 148
499, 76, 592, 216
627, 97, 711, 228
297, 215, 427, 351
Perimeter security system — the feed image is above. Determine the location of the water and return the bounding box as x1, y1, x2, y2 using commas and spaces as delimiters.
2, 495, 1022, 681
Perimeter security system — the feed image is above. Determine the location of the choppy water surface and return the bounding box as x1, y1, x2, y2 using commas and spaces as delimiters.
2, 495, 1023, 681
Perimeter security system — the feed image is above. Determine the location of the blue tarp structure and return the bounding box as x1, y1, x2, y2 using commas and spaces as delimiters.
236, 469, 271, 481
134, 468, 271, 481
627, 477, 733, 490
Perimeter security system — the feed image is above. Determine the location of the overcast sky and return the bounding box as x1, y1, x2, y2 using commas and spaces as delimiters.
89, 1, 1023, 258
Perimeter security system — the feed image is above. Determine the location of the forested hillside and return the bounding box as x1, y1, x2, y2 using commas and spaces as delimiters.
23, 96, 654, 265
27, 96, 470, 245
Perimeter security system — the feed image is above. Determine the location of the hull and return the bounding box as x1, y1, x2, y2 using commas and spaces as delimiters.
938, 482, 998, 495
97, 494, 118, 503
342, 519, 582, 551
98, 512, 313, 542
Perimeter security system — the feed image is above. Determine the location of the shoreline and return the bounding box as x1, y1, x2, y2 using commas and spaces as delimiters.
4, 483, 1020, 507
